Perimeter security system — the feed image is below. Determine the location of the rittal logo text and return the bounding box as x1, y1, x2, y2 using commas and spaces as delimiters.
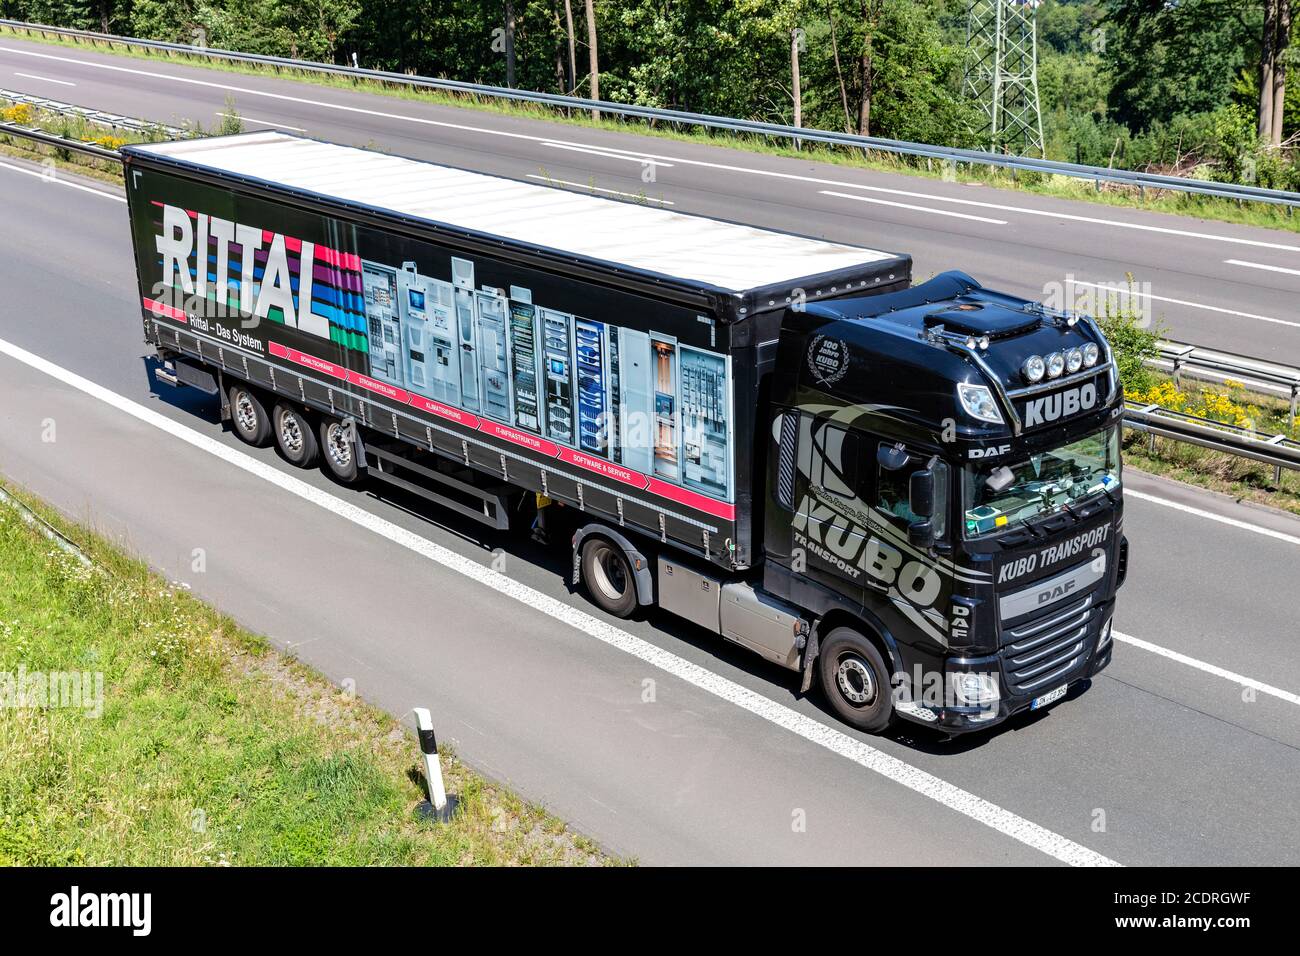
50, 886, 151, 937
1022, 382, 1098, 427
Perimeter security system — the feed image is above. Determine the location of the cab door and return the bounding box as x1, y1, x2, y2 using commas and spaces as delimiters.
766, 408, 873, 607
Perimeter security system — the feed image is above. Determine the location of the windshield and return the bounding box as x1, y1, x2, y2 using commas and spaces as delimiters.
963, 426, 1120, 538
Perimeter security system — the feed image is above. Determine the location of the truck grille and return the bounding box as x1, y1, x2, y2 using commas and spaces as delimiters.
1000, 595, 1093, 694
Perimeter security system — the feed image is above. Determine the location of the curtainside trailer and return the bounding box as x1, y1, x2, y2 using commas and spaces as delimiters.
123, 131, 1127, 734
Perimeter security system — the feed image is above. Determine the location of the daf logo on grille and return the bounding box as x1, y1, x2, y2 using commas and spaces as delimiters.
1021, 382, 1097, 428
1037, 580, 1077, 605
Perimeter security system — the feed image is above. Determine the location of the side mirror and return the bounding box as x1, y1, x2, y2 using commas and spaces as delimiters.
909, 468, 935, 518
878, 444, 911, 471
908, 518, 935, 550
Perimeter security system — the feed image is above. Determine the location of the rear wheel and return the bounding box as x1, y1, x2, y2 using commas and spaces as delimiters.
580, 537, 638, 618
273, 403, 319, 468
818, 627, 895, 734
229, 384, 272, 447
318, 417, 363, 484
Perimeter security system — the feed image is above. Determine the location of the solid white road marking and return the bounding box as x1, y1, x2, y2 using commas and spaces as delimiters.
1126, 489, 1300, 547
0, 334, 1116, 868
1114, 631, 1300, 707
218, 111, 306, 132
541, 141, 674, 167
1224, 258, 1300, 278
0, 159, 126, 201
821, 189, 1008, 225
525, 173, 673, 203
2, 44, 1297, 255
1066, 278, 1300, 331
13, 70, 74, 85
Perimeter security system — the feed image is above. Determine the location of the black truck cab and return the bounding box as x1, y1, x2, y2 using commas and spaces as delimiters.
762, 272, 1128, 733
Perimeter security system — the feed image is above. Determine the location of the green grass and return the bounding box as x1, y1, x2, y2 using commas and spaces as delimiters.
0, 480, 614, 866
2, 23, 1297, 234
1121, 434, 1300, 518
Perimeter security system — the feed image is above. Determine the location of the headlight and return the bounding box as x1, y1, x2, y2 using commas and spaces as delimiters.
1066, 347, 1083, 374
952, 672, 1000, 706
957, 383, 1004, 424
1021, 354, 1045, 383
1046, 351, 1065, 378
1082, 342, 1100, 367
1098, 618, 1113, 649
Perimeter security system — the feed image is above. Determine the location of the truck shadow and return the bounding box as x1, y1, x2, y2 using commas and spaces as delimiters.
141, 355, 223, 423
361, 476, 1082, 756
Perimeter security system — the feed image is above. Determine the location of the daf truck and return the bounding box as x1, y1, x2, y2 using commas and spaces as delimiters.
122, 131, 1128, 734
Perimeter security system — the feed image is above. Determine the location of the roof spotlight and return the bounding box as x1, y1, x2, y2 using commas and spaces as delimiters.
978, 336, 990, 351
1046, 352, 1065, 379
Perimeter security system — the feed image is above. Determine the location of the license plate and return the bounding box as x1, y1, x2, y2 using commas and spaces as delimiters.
1031, 684, 1068, 710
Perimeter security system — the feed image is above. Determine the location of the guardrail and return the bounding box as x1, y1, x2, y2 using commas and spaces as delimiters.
0, 122, 1295, 480
1, 87, 186, 138
0, 117, 123, 159
1124, 403, 1300, 480
1154, 340, 1300, 428
2, 17, 1299, 210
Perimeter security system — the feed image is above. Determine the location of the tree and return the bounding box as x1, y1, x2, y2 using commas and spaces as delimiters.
584, 0, 599, 117
563, 0, 578, 92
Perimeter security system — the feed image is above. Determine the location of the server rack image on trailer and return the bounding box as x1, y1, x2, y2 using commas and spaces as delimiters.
475, 287, 511, 422
615, 327, 654, 475
575, 318, 607, 454
451, 256, 480, 412
507, 286, 543, 433
540, 307, 575, 446
362, 261, 401, 385
652, 336, 680, 481
396, 261, 460, 405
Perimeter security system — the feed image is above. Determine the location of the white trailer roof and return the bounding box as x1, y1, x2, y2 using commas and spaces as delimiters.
131, 131, 898, 294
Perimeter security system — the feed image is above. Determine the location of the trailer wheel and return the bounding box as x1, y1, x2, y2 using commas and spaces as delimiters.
318, 418, 362, 484
818, 627, 895, 734
229, 384, 272, 448
580, 537, 638, 618
273, 403, 319, 468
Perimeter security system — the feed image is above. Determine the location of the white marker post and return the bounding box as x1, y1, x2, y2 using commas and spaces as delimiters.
413, 707, 456, 822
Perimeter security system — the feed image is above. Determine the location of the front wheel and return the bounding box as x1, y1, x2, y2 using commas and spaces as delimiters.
818, 627, 895, 734
580, 537, 638, 618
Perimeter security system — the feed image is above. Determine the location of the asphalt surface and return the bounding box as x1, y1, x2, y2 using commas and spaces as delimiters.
2, 156, 1300, 865
0, 33, 1298, 367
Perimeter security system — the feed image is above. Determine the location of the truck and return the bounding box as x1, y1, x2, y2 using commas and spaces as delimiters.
122, 131, 1128, 735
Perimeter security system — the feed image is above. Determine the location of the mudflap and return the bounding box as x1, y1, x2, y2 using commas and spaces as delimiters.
799, 628, 820, 695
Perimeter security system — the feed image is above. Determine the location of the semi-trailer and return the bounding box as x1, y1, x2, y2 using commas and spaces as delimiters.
123, 131, 1126, 733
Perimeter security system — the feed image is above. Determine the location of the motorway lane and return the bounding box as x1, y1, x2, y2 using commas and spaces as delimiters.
3, 158, 1300, 863
0, 35, 1298, 363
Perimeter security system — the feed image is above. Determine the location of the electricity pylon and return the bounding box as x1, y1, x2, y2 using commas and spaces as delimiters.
963, 0, 1045, 157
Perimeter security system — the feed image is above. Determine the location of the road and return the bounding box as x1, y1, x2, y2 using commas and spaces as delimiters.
1, 33, 1299, 366
2, 154, 1300, 865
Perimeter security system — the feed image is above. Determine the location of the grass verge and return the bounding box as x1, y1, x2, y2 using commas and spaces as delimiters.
0, 479, 613, 866
2, 24, 1297, 235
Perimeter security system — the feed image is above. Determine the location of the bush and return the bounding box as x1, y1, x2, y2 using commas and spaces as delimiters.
1095, 284, 1162, 394
0, 103, 34, 125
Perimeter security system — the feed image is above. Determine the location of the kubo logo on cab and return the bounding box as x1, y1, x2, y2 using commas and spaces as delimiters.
1022, 382, 1097, 428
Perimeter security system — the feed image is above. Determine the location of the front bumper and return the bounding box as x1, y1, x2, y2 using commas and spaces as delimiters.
894, 614, 1114, 734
